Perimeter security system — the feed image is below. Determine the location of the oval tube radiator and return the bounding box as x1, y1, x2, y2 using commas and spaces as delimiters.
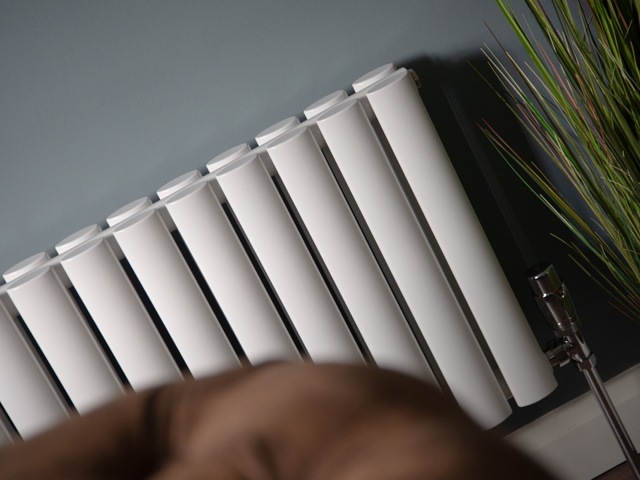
0, 64, 556, 441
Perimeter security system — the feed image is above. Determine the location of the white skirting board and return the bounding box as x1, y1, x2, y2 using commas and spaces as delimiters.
508, 363, 640, 479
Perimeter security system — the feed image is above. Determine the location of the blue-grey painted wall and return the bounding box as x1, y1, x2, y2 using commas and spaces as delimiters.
0, 0, 516, 273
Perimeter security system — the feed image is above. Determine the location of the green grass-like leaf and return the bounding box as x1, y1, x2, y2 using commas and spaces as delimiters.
486, 0, 640, 320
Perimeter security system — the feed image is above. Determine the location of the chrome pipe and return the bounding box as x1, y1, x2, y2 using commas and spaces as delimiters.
528, 264, 640, 479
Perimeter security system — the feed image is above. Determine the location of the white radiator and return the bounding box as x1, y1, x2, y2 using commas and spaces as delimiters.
0, 64, 557, 441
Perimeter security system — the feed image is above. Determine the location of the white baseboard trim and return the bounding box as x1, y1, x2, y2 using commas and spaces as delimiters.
507, 363, 640, 480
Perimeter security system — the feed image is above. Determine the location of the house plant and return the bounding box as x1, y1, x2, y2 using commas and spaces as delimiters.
484, 0, 640, 321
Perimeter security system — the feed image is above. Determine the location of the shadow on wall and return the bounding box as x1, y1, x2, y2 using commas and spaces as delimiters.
401, 55, 640, 432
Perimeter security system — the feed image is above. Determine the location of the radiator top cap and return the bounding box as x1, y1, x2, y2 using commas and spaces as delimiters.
3, 251, 51, 283
352, 63, 396, 92
157, 170, 202, 200
106, 197, 152, 228
304, 90, 347, 119
255, 117, 300, 146
55, 224, 102, 255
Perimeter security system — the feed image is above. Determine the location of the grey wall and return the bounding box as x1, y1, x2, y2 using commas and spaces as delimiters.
2, 1, 640, 429
0, 0, 513, 272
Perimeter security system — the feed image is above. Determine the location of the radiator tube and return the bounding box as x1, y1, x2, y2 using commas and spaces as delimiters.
316, 98, 511, 428
365, 69, 557, 406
